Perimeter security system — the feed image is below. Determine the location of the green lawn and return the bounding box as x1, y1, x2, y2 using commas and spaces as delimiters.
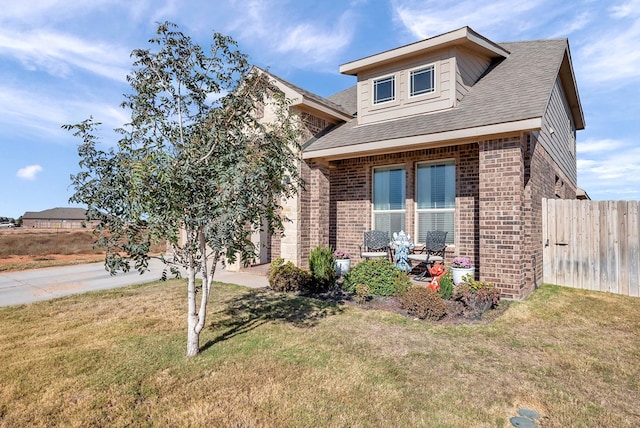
1, 281, 639, 427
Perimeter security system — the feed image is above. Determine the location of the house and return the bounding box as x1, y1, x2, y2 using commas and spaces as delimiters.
22, 207, 96, 229
252, 26, 585, 300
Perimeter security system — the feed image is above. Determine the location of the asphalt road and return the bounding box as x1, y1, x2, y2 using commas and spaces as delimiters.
0, 259, 267, 307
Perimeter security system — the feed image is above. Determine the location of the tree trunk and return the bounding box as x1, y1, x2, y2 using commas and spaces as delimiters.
187, 312, 200, 357
186, 260, 200, 357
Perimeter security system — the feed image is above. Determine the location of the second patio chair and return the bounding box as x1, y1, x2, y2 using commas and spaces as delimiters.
407, 230, 448, 280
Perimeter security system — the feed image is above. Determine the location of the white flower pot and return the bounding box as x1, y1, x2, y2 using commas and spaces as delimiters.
335, 259, 351, 276
451, 267, 475, 285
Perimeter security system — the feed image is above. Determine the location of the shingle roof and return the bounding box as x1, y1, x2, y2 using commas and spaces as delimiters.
23, 207, 88, 220
257, 67, 353, 117
304, 39, 569, 155
326, 85, 358, 115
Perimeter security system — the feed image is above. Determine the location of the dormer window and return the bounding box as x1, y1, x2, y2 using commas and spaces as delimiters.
373, 75, 395, 104
410, 65, 435, 97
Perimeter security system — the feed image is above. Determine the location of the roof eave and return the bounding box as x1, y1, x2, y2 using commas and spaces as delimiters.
260, 69, 353, 122
339, 26, 509, 75
302, 117, 542, 160
559, 47, 585, 130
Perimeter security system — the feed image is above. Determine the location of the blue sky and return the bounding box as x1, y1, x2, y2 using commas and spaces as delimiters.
1, 0, 639, 219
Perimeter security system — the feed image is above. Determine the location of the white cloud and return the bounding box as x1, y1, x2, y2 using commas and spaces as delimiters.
609, 0, 640, 18
224, 0, 355, 68
391, 0, 544, 40
0, 29, 130, 81
547, 11, 592, 38
0, 84, 128, 142
577, 138, 626, 154
577, 141, 640, 199
16, 165, 43, 180
578, 20, 640, 85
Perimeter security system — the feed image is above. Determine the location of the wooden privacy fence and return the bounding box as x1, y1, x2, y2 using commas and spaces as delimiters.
543, 199, 640, 297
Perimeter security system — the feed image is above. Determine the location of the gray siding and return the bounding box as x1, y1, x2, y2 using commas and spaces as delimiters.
539, 77, 577, 185
455, 47, 492, 102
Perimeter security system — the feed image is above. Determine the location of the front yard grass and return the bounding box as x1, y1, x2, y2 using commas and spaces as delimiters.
1, 281, 639, 427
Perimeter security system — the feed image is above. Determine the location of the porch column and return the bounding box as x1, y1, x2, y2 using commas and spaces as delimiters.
478, 136, 529, 299
299, 160, 331, 268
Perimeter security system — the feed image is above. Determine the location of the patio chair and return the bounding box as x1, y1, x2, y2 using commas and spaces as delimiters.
407, 230, 448, 280
359, 230, 390, 260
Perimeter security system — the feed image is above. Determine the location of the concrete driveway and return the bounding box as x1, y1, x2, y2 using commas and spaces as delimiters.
0, 259, 268, 307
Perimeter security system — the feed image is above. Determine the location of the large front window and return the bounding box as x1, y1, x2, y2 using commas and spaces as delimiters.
416, 161, 455, 245
373, 165, 405, 236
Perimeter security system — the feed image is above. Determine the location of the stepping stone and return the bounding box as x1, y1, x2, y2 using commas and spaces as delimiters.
518, 408, 541, 420
510, 416, 537, 427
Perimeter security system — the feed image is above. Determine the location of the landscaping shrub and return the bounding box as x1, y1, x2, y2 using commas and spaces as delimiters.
354, 283, 370, 305
308, 246, 336, 292
342, 259, 400, 296
393, 272, 413, 297
401, 286, 447, 320
453, 279, 501, 319
438, 271, 454, 300
268, 258, 312, 293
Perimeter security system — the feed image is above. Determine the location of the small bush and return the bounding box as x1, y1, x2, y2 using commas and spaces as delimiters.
438, 271, 454, 300
354, 283, 370, 305
401, 287, 447, 320
393, 272, 413, 297
342, 259, 400, 296
453, 279, 501, 319
308, 246, 336, 292
268, 258, 312, 293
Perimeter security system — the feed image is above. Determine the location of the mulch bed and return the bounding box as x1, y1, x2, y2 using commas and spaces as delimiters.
308, 287, 511, 326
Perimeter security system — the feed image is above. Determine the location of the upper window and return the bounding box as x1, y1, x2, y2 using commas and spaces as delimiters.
373, 165, 405, 236
373, 76, 395, 104
410, 65, 435, 97
415, 161, 455, 245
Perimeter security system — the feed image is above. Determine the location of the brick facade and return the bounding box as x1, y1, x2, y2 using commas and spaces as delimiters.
292, 132, 576, 300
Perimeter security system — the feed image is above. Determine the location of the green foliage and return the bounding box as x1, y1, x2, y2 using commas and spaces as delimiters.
354, 283, 371, 305
308, 246, 336, 292
438, 271, 454, 300
401, 287, 447, 320
268, 259, 312, 293
64, 22, 303, 356
342, 259, 400, 296
393, 273, 413, 297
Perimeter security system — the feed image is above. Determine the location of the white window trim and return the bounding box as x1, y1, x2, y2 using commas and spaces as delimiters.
407, 62, 438, 102
372, 164, 406, 233
414, 159, 455, 246
371, 73, 398, 108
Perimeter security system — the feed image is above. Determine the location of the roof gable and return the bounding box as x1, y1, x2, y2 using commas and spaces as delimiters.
340, 26, 509, 76
253, 67, 353, 122
304, 38, 581, 160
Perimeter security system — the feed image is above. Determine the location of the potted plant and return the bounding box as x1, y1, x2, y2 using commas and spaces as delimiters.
451, 256, 475, 285
333, 249, 351, 276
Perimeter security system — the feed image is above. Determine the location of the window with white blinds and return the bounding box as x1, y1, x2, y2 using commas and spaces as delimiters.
373, 165, 405, 237
416, 161, 455, 245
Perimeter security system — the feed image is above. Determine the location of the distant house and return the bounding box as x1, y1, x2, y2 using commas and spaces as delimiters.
245, 26, 585, 300
22, 207, 96, 229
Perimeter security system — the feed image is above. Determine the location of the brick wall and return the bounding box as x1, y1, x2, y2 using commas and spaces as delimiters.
327, 144, 472, 264
478, 136, 527, 299
294, 132, 575, 300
